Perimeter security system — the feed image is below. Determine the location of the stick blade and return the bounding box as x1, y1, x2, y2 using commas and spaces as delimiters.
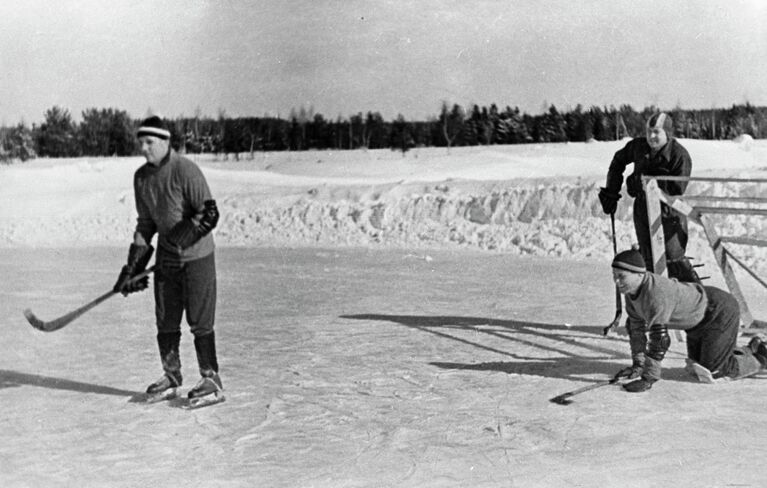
549, 394, 573, 405
23, 308, 69, 332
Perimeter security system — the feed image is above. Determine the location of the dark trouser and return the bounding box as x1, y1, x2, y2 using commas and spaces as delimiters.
154, 251, 217, 337
685, 286, 743, 378
154, 251, 219, 377
633, 197, 698, 282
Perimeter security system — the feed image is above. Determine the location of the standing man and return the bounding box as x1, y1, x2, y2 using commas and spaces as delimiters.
598, 112, 700, 283
114, 115, 224, 408
611, 249, 765, 392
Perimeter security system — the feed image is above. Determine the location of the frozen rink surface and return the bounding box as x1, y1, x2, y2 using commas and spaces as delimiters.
1, 247, 766, 488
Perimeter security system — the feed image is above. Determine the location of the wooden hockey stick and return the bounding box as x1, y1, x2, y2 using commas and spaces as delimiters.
603, 212, 622, 335
549, 372, 623, 405
24, 266, 155, 332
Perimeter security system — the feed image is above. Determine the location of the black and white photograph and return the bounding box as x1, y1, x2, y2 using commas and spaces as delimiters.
1, 1, 766, 486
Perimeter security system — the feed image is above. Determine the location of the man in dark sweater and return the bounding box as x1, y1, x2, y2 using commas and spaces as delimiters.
599, 112, 700, 283
611, 249, 766, 392
113, 115, 224, 408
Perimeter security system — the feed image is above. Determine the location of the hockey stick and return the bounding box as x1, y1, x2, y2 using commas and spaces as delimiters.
24, 266, 156, 333
549, 372, 623, 405
602, 212, 622, 335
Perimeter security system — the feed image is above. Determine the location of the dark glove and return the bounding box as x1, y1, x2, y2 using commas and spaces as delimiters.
615, 365, 643, 380
626, 173, 642, 197
166, 199, 220, 250
598, 187, 621, 215
622, 378, 656, 393
156, 248, 183, 275
114, 244, 154, 295
198, 199, 219, 234
166, 220, 198, 250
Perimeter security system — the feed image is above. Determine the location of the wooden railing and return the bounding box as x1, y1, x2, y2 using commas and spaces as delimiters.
644, 176, 767, 331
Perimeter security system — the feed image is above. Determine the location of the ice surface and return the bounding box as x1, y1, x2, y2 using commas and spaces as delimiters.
1, 140, 766, 486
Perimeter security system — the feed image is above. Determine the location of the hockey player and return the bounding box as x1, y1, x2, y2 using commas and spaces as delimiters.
611, 249, 766, 392
113, 115, 224, 408
598, 112, 701, 283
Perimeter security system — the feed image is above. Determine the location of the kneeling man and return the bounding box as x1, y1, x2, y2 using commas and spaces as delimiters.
611, 249, 766, 392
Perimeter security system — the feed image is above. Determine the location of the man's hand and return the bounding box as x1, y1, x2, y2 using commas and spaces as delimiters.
165, 199, 220, 251
113, 244, 154, 295
623, 378, 656, 393
615, 365, 643, 380
198, 199, 219, 234
598, 187, 621, 215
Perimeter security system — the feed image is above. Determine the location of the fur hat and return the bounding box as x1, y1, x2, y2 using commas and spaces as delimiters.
136, 116, 171, 140
646, 112, 673, 137
612, 249, 646, 273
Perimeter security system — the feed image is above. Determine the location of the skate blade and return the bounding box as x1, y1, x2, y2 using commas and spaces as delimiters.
184, 392, 226, 410
144, 388, 179, 404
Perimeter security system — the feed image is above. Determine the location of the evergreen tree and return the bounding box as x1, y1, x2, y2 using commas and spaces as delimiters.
79, 108, 135, 156
438, 102, 465, 150
36, 106, 79, 157
0, 122, 36, 162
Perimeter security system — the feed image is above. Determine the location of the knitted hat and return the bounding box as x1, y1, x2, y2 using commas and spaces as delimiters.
646, 112, 673, 137
611, 249, 646, 273
136, 116, 171, 140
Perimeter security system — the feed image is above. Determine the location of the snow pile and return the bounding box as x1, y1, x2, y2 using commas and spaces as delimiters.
2, 140, 766, 272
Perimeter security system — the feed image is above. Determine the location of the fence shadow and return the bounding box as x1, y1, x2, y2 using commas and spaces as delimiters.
341, 313, 625, 360
339, 313, 700, 385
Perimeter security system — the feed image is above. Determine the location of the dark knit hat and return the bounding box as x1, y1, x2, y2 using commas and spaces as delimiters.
137, 116, 170, 140
612, 249, 646, 273
646, 112, 673, 137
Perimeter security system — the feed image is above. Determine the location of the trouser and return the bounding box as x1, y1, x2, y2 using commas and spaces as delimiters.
685, 286, 758, 378
154, 251, 217, 337
154, 251, 219, 377
633, 197, 698, 282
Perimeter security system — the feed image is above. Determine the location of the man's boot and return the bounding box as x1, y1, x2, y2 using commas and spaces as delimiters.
146, 331, 182, 403
187, 332, 225, 409
667, 257, 701, 284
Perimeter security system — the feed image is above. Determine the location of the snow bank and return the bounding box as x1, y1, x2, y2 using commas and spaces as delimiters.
2, 140, 766, 273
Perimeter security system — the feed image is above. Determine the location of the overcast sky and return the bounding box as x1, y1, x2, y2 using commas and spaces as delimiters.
1, 0, 766, 124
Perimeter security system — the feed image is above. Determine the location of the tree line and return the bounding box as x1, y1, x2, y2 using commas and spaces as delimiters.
1, 102, 766, 163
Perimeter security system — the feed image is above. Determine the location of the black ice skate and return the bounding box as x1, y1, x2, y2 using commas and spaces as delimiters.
748, 336, 767, 368
185, 373, 225, 409
145, 373, 181, 404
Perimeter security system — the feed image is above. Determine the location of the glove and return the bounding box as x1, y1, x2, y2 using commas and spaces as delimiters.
166, 200, 220, 250
166, 220, 197, 250
114, 244, 154, 295
156, 247, 183, 275
598, 187, 621, 215
623, 378, 656, 393
198, 199, 220, 234
626, 173, 642, 197
615, 365, 643, 380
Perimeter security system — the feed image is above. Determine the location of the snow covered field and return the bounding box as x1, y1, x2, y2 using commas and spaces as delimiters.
1, 140, 766, 487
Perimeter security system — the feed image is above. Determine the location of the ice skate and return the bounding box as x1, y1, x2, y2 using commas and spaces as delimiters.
748, 336, 767, 368
185, 373, 225, 409
687, 360, 719, 384
145, 373, 181, 404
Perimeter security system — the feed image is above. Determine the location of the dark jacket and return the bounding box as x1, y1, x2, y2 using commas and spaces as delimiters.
605, 137, 692, 198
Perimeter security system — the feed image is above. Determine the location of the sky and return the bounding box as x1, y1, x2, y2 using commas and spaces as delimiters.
1, 0, 766, 125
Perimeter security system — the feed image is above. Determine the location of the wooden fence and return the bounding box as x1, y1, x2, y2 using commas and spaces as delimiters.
644, 175, 767, 333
